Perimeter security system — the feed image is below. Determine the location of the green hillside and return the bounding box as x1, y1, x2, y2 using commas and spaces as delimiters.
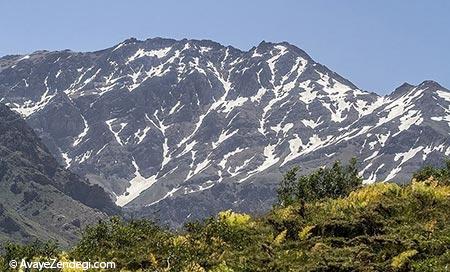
2, 160, 450, 271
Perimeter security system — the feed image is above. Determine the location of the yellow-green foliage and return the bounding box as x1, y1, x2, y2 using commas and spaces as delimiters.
409, 180, 450, 203
311, 242, 330, 252
209, 262, 234, 272
5, 178, 450, 271
59, 252, 84, 272
172, 235, 189, 247
309, 181, 450, 223
298, 225, 315, 241
273, 230, 287, 246
391, 249, 418, 269
316, 182, 401, 216
148, 252, 158, 268
217, 210, 251, 228
273, 205, 297, 221
183, 262, 206, 272
347, 182, 401, 208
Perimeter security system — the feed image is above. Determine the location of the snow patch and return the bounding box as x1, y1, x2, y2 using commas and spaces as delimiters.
73, 115, 89, 146
106, 118, 127, 146
127, 47, 171, 64
116, 159, 157, 207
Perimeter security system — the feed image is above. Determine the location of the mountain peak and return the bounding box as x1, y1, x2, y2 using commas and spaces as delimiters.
418, 80, 445, 90
254, 40, 312, 61
398, 82, 415, 89
123, 37, 140, 44
389, 80, 447, 98
2, 37, 449, 227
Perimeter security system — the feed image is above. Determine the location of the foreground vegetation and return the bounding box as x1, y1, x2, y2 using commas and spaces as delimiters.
2, 159, 450, 271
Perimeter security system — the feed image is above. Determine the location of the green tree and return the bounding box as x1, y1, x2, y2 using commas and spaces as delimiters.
413, 158, 450, 185
71, 216, 171, 271
277, 158, 362, 204
277, 166, 299, 206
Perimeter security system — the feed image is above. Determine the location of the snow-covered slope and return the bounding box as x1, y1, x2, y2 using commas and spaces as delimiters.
0, 38, 448, 225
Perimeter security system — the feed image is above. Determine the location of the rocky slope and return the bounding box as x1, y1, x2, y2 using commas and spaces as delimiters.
0, 38, 448, 225
0, 104, 118, 246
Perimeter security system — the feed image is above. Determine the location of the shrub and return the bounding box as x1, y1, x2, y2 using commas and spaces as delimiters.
210, 262, 235, 272
410, 180, 450, 206
183, 262, 206, 272
1, 240, 59, 271
71, 217, 170, 271
217, 210, 251, 228
413, 158, 450, 185
391, 249, 418, 270
298, 225, 315, 241
273, 230, 287, 246
346, 182, 401, 208
4, 160, 450, 271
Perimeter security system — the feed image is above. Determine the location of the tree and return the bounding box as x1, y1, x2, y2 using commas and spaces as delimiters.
71, 217, 170, 271
276, 166, 299, 206
277, 158, 362, 205
413, 158, 450, 185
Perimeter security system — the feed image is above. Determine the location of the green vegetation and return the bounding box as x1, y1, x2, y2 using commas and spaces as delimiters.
277, 158, 362, 205
412, 158, 450, 185
0, 241, 59, 271
2, 160, 450, 271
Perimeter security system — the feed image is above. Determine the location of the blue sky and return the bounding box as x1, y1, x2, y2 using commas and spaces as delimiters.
1, 0, 449, 94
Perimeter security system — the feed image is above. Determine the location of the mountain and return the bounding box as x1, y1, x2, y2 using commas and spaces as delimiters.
0, 104, 118, 246
0, 37, 448, 226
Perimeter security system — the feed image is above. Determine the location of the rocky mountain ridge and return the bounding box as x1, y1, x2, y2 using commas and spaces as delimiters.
0, 37, 448, 225
0, 104, 118, 245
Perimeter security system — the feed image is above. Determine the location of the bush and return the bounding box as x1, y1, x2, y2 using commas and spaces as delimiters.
298, 225, 315, 241
217, 210, 251, 228
277, 158, 362, 205
4, 160, 450, 271
391, 249, 418, 270
71, 217, 171, 271
0, 240, 59, 272
413, 158, 450, 185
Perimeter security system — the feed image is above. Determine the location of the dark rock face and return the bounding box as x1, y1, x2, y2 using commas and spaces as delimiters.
0, 104, 118, 245
0, 38, 449, 227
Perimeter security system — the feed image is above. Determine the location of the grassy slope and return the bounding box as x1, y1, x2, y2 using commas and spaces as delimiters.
2, 179, 450, 271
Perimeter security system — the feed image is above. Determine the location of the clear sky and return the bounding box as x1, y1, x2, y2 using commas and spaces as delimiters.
1, 0, 449, 94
